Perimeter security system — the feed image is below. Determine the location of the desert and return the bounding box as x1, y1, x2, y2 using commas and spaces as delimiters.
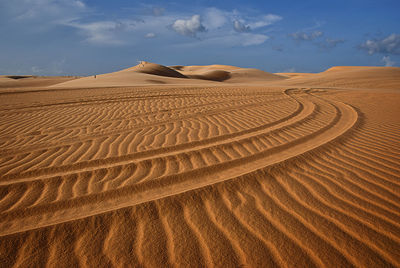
0, 61, 399, 267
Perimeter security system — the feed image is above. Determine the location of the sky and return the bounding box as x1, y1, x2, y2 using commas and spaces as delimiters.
1, 0, 399, 75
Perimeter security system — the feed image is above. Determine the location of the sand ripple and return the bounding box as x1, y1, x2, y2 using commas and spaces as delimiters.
0, 86, 399, 267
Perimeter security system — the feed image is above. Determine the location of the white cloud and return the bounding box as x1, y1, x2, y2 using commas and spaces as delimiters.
248, 14, 282, 29
1, 3, 281, 48
72, 0, 85, 9
233, 20, 250, 33
8, 0, 86, 21
203, 8, 227, 29
289, 31, 323, 41
0, 0, 88, 35
64, 20, 128, 45
382, 56, 395, 67
145, 32, 156, 38
230, 13, 281, 33
177, 32, 268, 48
171, 15, 206, 37
360, 34, 400, 55
169, 8, 278, 47
241, 33, 269, 46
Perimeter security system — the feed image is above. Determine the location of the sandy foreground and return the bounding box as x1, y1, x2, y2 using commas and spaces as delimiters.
0, 63, 400, 267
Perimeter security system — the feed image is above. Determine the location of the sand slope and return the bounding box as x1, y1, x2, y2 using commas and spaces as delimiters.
0, 65, 400, 267
276, 66, 400, 90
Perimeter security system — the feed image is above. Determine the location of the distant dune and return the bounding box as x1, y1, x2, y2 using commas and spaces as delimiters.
276, 66, 400, 90
48, 63, 400, 90
0, 75, 77, 91
127, 62, 188, 78
171, 64, 285, 82
0, 63, 399, 267
51, 61, 287, 88
275, 73, 316, 79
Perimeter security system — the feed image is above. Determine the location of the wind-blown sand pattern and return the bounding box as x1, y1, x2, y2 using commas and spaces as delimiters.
1, 63, 399, 267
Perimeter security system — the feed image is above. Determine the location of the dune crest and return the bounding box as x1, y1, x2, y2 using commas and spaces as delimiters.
125, 61, 188, 78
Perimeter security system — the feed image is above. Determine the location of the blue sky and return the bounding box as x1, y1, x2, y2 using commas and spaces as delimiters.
1, 0, 399, 75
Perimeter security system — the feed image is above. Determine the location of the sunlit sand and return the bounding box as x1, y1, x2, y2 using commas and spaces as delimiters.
1, 62, 400, 267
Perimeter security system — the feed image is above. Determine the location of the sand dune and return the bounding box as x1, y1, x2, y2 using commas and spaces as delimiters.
0, 64, 399, 267
275, 73, 316, 79
0, 75, 77, 92
276, 66, 400, 90
185, 70, 231, 82
52, 62, 287, 88
126, 62, 188, 78
172, 64, 285, 82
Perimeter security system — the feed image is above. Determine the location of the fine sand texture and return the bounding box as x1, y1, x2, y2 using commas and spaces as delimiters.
0, 63, 400, 267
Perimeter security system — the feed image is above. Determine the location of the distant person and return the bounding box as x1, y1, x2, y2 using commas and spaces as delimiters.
94, 75, 96, 78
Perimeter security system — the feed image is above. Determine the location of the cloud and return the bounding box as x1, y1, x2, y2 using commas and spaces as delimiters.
64, 20, 129, 45
289, 28, 345, 51
233, 20, 250, 33
171, 15, 206, 37
231, 13, 281, 33
5, 0, 86, 22
360, 34, 400, 55
289, 23, 343, 50
382, 56, 395, 67
203, 8, 227, 29
1, 3, 279, 48
289, 30, 323, 41
302, 21, 325, 32
0, 0, 89, 36
240, 33, 269, 46
248, 14, 282, 29
145, 32, 156, 38
325, 38, 344, 47
178, 32, 268, 48
74, 0, 85, 8
318, 38, 345, 49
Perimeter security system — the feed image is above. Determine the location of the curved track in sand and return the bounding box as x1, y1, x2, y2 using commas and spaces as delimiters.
1, 86, 399, 267
0, 88, 357, 234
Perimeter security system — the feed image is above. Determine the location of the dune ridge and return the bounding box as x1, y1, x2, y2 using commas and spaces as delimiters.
0, 64, 399, 267
124, 62, 188, 78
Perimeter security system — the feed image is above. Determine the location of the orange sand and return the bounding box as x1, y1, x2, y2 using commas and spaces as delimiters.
0, 63, 399, 267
